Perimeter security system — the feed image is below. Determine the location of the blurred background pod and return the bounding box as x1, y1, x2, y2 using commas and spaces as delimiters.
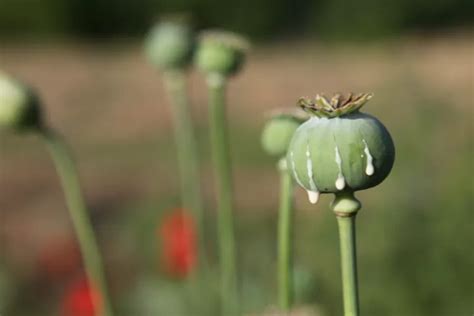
144, 16, 195, 71
195, 30, 250, 77
261, 109, 308, 158
0, 72, 41, 131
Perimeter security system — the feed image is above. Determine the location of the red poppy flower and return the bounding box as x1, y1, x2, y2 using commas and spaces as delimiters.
159, 209, 197, 278
61, 277, 101, 316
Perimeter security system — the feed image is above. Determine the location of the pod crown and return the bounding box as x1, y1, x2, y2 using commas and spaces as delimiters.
298, 93, 373, 118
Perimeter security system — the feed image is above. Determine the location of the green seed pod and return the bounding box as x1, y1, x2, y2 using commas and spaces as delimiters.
195, 30, 250, 76
0, 72, 41, 131
261, 109, 307, 157
144, 19, 194, 70
286, 93, 395, 204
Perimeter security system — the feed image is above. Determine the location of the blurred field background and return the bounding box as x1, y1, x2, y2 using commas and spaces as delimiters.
0, 0, 473, 315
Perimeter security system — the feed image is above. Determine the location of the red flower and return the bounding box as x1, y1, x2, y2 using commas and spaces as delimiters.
159, 209, 197, 278
61, 277, 101, 316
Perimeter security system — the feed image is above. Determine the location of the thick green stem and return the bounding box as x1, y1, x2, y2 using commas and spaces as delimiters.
207, 73, 238, 315
163, 70, 207, 268
332, 192, 361, 316
41, 128, 113, 316
337, 215, 359, 316
277, 159, 294, 311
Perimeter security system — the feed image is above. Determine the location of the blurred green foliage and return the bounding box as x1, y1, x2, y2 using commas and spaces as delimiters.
1, 68, 472, 315
0, 0, 472, 40
108, 87, 473, 315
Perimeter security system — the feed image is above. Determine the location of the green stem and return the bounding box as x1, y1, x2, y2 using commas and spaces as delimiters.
207, 73, 238, 315
337, 215, 359, 316
332, 192, 361, 316
277, 159, 294, 311
163, 70, 207, 268
40, 128, 113, 316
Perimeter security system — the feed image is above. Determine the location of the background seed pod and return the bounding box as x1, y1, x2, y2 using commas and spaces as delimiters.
195, 31, 249, 76
0, 73, 41, 131
145, 21, 194, 71
261, 113, 305, 157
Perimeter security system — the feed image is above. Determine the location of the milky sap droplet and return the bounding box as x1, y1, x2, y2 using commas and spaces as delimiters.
307, 190, 320, 204
334, 146, 346, 190
305, 144, 320, 204
362, 139, 375, 176
306, 145, 318, 190
335, 175, 345, 190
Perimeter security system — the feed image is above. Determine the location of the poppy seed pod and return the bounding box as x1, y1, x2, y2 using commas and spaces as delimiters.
0, 72, 41, 131
287, 93, 395, 204
261, 110, 307, 157
195, 30, 250, 76
145, 20, 194, 70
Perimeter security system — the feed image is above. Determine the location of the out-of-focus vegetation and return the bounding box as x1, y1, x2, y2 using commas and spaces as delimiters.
0, 37, 472, 315
0, 0, 472, 39
0, 0, 473, 314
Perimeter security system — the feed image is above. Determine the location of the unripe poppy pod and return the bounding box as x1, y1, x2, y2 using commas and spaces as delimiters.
261, 110, 307, 157
0, 72, 41, 131
195, 30, 250, 76
287, 93, 395, 204
145, 19, 194, 70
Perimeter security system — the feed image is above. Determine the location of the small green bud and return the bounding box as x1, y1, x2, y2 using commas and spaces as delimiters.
195, 30, 250, 76
0, 72, 41, 131
144, 19, 194, 70
261, 109, 307, 157
287, 93, 395, 204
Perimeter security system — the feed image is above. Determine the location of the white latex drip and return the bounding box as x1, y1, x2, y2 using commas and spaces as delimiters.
334, 146, 346, 190
305, 144, 320, 204
290, 151, 304, 187
306, 190, 320, 204
362, 139, 374, 176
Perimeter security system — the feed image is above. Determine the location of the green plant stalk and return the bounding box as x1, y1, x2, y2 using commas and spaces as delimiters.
336, 214, 360, 316
277, 159, 294, 311
207, 73, 238, 315
163, 70, 207, 268
40, 128, 113, 316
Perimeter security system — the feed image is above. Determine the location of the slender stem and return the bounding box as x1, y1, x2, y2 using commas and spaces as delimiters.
336, 214, 360, 316
207, 73, 238, 315
40, 128, 113, 316
163, 70, 207, 268
277, 159, 294, 311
